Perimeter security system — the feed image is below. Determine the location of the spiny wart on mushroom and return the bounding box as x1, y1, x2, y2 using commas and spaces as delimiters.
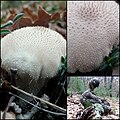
1, 26, 66, 107
67, 1, 119, 73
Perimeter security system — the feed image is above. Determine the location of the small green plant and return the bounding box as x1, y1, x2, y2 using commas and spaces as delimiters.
1, 13, 24, 35
99, 46, 119, 74
93, 103, 104, 119
55, 56, 67, 89
57, 56, 67, 78
83, 100, 93, 108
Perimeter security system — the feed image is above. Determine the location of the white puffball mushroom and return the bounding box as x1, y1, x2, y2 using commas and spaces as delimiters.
1, 26, 66, 106
68, 1, 119, 73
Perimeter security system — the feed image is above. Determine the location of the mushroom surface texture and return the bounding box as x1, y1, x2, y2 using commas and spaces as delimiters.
1, 26, 66, 107
67, 1, 119, 73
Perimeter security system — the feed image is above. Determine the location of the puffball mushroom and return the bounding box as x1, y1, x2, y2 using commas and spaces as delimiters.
1, 26, 66, 107
68, 1, 119, 73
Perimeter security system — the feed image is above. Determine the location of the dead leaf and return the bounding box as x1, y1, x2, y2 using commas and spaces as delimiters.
23, 7, 38, 21
13, 17, 33, 29
34, 6, 51, 27
51, 12, 60, 21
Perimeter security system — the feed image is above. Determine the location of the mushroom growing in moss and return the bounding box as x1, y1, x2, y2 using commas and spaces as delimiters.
67, 1, 119, 73
1, 26, 66, 107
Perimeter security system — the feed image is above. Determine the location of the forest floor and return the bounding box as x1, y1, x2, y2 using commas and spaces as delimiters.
67, 94, 119, 119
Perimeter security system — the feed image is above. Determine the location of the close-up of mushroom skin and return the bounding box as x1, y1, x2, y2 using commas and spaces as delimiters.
67, 1, 119, 74
1, 26, 66, 106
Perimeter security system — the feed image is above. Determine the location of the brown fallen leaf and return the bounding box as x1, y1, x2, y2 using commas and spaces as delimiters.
33, 6, 51, 27
9, 17, 32, 31
51, 12, 60, 21
23, 7, 38, 21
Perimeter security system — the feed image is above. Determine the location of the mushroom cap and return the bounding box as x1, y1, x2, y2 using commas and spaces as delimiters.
1, 26, 66, 106
68, 1, 119, 73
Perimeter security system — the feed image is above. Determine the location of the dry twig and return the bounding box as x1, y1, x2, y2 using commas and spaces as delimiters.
9, 92, 66, 116
10, 85, 66, 113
